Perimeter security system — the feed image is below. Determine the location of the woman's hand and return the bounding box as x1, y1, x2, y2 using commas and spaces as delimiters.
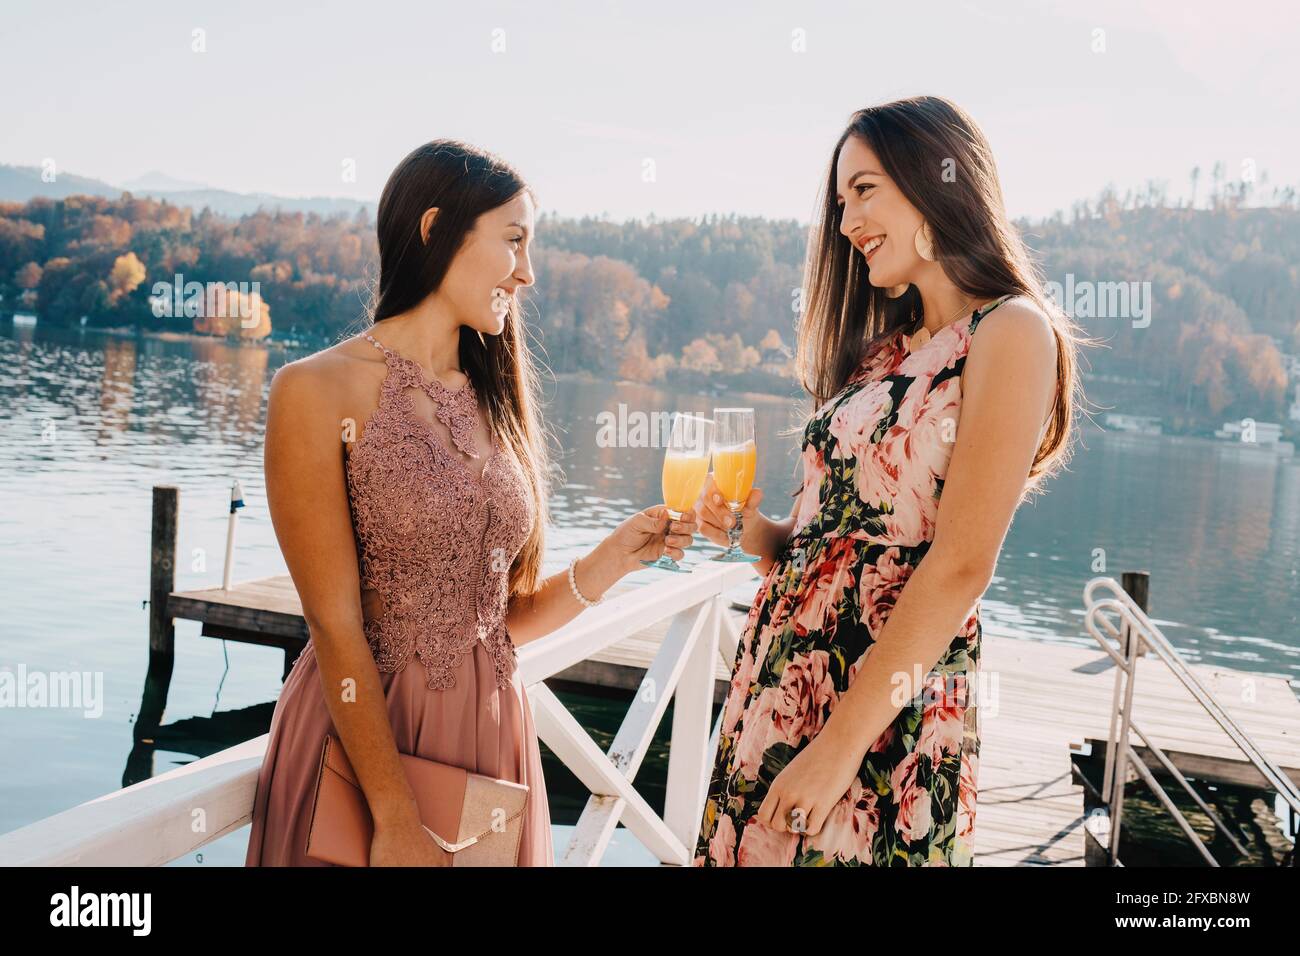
370, 818, 452, 867
603, 504, 699, 573
696, 475, 769, 553
753, 729, 862, 838
506, 505, 701, 641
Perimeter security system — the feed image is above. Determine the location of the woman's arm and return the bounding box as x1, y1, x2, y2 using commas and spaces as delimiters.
755, 300, 1058, 836
504, 505, 698, 645
263, 361, 442, 864
755, 488, 802, 577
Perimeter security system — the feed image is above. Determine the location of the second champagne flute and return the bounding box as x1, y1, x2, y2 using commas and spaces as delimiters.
642, 412, 714, 573
710, 407, 760, 563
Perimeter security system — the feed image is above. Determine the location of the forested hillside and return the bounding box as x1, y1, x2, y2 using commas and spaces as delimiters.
2, 183, 1297, 432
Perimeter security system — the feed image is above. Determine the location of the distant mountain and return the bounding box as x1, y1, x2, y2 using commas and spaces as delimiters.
118, 186, 376, 219
119, 170, 209, 192
0, 163, 376, 219
0, 164, 121, 202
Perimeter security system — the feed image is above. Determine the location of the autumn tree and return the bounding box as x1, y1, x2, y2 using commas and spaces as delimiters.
14, 261, 41, 289
108, 251, 146, 305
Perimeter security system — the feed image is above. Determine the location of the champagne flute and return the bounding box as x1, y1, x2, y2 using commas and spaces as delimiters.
709, 407, 760, 563
642, 412, 714, 573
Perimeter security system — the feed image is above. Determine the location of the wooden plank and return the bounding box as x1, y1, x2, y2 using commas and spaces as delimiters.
1085, 738, 1300, 791
168, 575, 309, 640
977, 637, 1300, 777
199, 622, 302, 651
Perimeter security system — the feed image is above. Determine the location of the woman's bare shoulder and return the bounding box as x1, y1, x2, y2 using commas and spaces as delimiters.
269, 335, 385, 412
970, 295, 1056, 365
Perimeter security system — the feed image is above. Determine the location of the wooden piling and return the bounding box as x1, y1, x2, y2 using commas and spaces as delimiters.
149, 486, 178, 662
137, 485, 178, 738
1122, 570, 1150, 658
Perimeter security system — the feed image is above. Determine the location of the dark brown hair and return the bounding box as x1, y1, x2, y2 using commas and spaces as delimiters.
796, 96, 1084, 489
369, 139, 550, 594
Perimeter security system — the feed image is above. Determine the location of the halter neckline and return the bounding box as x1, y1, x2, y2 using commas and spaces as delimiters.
362, 331, 482, 459
362, 331, 471, 396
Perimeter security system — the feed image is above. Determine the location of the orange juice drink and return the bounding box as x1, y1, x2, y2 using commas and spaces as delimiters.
712, 440, 756, 506
662, 451, 710, 513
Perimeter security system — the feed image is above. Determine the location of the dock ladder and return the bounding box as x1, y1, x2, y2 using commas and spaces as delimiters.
1082, 576, 1300, 866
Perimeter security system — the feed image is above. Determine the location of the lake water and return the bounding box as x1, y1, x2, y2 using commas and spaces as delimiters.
1, 325, 1297, 864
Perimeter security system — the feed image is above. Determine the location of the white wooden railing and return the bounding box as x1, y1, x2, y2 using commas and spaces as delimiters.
0, 560, 757, 866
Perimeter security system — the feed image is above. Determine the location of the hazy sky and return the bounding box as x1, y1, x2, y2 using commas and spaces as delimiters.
3, 0, 1297, 223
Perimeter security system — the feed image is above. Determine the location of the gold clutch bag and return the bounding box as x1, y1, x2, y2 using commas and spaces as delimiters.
304, 733, 529, 866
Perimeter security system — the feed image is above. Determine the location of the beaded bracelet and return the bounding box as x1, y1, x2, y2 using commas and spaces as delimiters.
568, 556, 603, 608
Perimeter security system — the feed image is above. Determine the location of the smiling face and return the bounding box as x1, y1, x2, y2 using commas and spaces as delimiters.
436, 190, 536, 336
835, 135, 928, 290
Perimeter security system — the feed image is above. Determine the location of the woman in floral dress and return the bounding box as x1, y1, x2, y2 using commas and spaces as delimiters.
693, 96, 1084, 866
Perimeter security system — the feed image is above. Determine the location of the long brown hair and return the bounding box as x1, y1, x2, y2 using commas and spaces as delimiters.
796, 96, 1083, 489
368, 139, 551, 595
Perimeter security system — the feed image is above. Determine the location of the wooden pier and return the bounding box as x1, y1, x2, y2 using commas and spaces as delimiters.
156, 569, 1300, 867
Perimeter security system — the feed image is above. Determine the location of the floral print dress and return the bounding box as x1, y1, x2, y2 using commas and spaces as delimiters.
694, 293, 1015, 867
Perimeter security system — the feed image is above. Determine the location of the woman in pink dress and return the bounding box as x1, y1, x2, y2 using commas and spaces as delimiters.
693, 96, 1084, 865
245, 140, 698, 866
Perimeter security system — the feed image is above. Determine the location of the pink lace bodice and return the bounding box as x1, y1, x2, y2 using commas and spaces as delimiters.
342, 331, 534, 691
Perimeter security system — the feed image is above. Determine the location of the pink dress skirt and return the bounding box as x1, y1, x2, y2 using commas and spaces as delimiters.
243, 637, 553, 866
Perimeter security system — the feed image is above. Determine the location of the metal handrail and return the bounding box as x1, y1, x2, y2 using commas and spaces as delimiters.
1082, 576, 1300, 866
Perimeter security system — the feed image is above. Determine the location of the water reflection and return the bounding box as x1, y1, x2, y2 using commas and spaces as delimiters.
1, 326, 1297, 840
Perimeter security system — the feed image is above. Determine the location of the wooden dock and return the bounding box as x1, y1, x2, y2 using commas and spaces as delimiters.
158, 571, 1300, 867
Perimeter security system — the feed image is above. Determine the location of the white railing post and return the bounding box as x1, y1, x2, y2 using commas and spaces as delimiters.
662, 594, 721, 856
529, 680, 688, 866
535, 595, 717, 866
